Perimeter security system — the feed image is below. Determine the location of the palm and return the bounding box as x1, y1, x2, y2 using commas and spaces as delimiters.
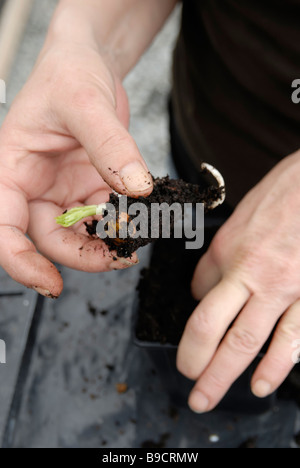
6, 145, 113, 273
28, 147, 110, 208
0, 47, 140, 296
0, 125, 137, 298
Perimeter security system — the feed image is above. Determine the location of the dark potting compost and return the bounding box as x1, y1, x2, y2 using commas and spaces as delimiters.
135, 237, 203, 345
133, 230, 279, 413
85, 176, 224, 258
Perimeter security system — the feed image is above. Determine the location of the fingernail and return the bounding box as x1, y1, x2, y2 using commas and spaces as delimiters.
119, 257, 139, 267
109, 257, 139, 270
120, 162, 152, 194
189, 391, 209, 413
32, 286, 56, 298
252, 379, 271, 398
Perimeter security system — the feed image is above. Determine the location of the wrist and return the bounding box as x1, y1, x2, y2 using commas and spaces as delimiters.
42, 0, 177, 80
42, 0, 128, 79
45, 0, 100, 50
42, 0, 177, 79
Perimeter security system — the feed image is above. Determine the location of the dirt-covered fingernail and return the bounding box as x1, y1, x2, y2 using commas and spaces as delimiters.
120, 257, 139, 267
109, 257, 139, 270
32, 286, 58, 299
120, 161, 152, 194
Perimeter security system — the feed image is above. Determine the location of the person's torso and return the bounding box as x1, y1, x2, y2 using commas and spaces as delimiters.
172, 0, 300, 206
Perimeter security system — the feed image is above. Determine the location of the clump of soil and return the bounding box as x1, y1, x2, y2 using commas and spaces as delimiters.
85, 175, 223, 258
135, 227, 218, 345
85, 221, 98, 237
115, 382, 128, 394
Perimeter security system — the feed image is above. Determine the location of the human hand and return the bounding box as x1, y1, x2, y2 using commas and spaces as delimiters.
0, 40, 152, 298
177, 149, 300, 412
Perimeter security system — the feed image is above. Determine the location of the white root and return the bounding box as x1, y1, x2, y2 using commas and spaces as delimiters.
96, 203, 107, 215
96, 165, 225, 215
201, 162, 226, 209
96, 192, 121, 214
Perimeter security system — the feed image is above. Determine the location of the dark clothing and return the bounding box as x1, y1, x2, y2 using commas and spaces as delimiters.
169, 99, 233, 223
172, 0, 300, 207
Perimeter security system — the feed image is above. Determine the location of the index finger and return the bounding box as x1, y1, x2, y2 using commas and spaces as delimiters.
177, 275, 250, 380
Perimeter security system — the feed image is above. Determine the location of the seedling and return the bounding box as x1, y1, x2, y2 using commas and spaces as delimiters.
55, 163, 225, 257
56, 163, 225, 227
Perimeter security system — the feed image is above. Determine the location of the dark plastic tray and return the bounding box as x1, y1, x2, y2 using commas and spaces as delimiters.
133, 322, 277, 414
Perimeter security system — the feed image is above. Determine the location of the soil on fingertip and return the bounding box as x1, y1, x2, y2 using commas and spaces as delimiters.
85, 175, 223, 258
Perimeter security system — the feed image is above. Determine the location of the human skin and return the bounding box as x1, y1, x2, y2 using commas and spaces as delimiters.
0, 0, 299, 410
177, 150, 300, 410
0, 0, 177, 297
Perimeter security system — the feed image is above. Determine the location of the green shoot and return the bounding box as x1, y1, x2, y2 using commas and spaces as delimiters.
56, 204, 106, 228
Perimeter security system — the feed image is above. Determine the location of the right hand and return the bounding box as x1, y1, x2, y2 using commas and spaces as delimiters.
0, 42, 153, 298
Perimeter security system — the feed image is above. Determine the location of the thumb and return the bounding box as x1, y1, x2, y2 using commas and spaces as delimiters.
60, 85, 153, 197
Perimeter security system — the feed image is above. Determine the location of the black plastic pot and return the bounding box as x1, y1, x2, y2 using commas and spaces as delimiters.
133, 219, 277, 414
133, 327, 276, 413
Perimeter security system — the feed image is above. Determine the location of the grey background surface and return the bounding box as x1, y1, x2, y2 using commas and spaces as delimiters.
0, 0, 299, 448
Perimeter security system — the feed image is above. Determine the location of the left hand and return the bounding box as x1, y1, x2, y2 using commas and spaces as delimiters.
177, 149, 300, 413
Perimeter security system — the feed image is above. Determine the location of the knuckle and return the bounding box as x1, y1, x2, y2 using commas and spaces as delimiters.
276, 321, 300, 343
263, 352, 288, 373
203, 370, 228, 392
226, 327, 260, 355
100, 130, 128, 150
96, 130, 133, 162
210, 230, 225, 263
177, 359, 199, 381
71, 85, 101, 110
187, 310, 216, 343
